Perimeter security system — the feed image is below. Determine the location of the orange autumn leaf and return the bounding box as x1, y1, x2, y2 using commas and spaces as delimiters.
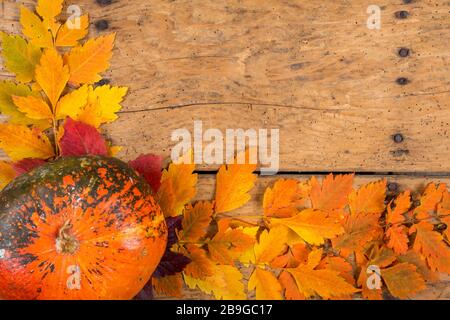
410, 221, 450, 273
12, 95, 52, 120
35, 48, 70, 108
317, 256, 355, 286
248, 268, 283, 300
55, 15, 89, 47
349, 179, 387, 215
215, 150, 257, 214
386, 225, 409, 255
263, 179, 308, 218
152, 274, 183, 298
286, 250, 358, 299
157, 150, 197, 217
271, 243, 309, 269
64, 34, 115, 85
178, 201, 213, 242
382, 263, 426, 299
270, 209, 344, 245
310, 174, 354, 211
0, 161, 16, 189
278, 271, 305, 300
414, 183, 446, 220
332, 212, 383, 257
183, 245, 214, 280
386, 191, 411, 225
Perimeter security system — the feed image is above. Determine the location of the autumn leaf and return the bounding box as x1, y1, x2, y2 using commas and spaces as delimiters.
397, 250, 439, 282
317, 256, 355, 286
215, 150, 257, 214
157, 150, 197, 217
386, 191, 411, 225
0, 33, 42, 83
178, 201, 213, 242
153, 250, 190, 279
386, 225, 409, 255
0, 161, 16, 189
0, 123, 54, 161
414, 183, 446, 220
410, 221, 450, 273
35, 48, 70, 108
0, 81, 49, 129
253, 226, 289, 265
65, 34, 115, 85
248, 268, 283, 300
271, 243, 309, 269
270, 209, 344, 245
12, 95, 52, 120
59, 118, 108, 156
349, 179, 386, 215
129, 154, 163, 193
183, 245, 214, 280
184, 265, 246, 300
55, 85, 89, 120
56, 15, 89, 47
152, 274, 183, 298
76, 85, 128, 128
20, 5, 53, 48
286, 249, 358, 299
279, 271, 305, 300
36, 0, 63, 22
310, 174, 354, 211
12, 158, 46, 176
207, 227, 255, 264
382, 263, 426, 299
263, 179, 308, 218
332, 212, 383, 257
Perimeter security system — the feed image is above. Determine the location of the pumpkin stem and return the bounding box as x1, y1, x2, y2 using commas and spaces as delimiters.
56, 220, 79, 255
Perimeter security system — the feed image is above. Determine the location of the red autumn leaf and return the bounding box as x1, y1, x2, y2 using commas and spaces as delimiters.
129, 154, 163, 193
12, 158, 46, 175
59, 118, 108, 156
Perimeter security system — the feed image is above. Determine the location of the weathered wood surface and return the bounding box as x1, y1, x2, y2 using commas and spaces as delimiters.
1, 0, 450, 172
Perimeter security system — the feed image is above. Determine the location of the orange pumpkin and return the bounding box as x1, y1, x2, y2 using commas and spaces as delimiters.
0, 156, 167, 300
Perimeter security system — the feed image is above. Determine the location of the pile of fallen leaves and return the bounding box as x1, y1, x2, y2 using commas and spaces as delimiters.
0, 0, 449, 301
136, 155, 450, 300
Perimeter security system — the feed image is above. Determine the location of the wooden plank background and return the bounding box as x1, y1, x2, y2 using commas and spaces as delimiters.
1, 0, 449, 299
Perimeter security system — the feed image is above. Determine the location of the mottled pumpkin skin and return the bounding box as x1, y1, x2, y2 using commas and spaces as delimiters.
0, 156, 167, 300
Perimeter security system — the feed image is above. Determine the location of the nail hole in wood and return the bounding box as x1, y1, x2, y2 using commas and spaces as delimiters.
95, 19, 109, 31
396, 77, 409, 85
96, 0, 112, 6
398, 48, 410, 57
393, 134, 404, 143
387, 182, 399, 192
395, 11, 409, 19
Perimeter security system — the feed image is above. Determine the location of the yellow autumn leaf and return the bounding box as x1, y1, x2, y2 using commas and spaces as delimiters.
248, 268, 283, 300
0, 81, 49, 129
215, 149, 257, 214
65, 34, 116, 85
0, 161, 16, 189
36, 0, 63, 22
55, 85, 89, 120
35, 49, 70, 108
184, 265, 246, 300
0, 33, 42, 83
20, 5, 53, 48
0, 124, 54, 161
12, 95, 52, 120
179, 201, 213, 242
76, 85, 128, 127
254, 226, 289, 265
157, 150, 197, 217
207, 228, 255, 264
270, 209, 344, 245
55, 15, 89, 47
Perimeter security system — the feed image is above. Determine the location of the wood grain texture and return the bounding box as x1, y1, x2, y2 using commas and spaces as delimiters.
1, 0, 449, 172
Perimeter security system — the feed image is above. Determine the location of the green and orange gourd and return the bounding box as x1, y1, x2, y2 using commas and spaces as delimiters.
0, 156, 167, 300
